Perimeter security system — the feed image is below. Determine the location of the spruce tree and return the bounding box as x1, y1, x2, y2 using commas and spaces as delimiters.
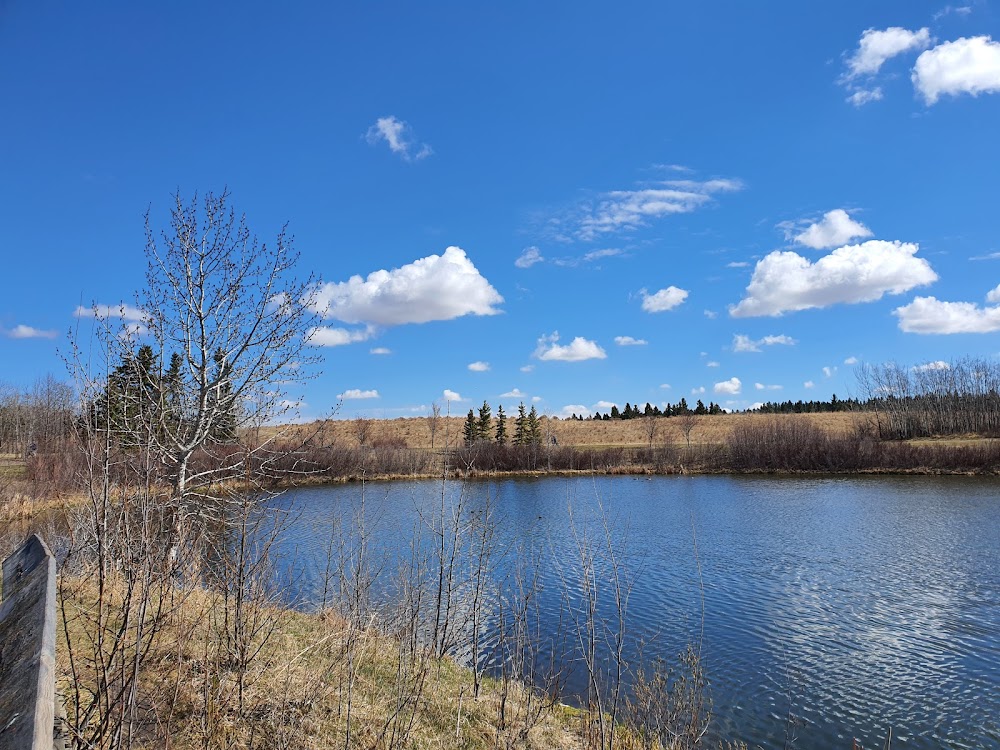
527, 405, 542, 444
462, 408, 477, 446
210, 349, 238, 442
476, 399, 492, 441
495, 404, 508, 444
513, 402, 527, 445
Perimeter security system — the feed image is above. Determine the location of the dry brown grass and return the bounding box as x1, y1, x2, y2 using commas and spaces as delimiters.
56, 574, 585, 750
273, 412, 863, 451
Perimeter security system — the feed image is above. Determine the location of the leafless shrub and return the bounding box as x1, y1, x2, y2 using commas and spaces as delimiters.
859, 357, 1000, 439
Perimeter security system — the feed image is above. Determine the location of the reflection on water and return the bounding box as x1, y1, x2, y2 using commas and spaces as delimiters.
268, 475, 1000, 749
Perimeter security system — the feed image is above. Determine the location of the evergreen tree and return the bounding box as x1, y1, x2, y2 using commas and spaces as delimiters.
513, 402, 528, 445
527, 405, 542, 444
677, 397, 689, 414
462, 408, 477, 446
476, 400, 492, 441
610, 404, 621, 419
495, 404, 508, 444
209, 349, 238, 442
695, 399, 707, 415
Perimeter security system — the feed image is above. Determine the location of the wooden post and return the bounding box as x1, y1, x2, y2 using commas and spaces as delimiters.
0, 534, 59, 750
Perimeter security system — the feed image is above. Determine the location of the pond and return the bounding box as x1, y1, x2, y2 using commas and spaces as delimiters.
268, 475, 1000, 749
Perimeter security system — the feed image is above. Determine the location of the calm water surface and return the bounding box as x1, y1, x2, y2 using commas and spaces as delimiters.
270, 475, 1000, 749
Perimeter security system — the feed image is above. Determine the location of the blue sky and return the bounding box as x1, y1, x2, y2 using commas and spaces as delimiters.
2, 1, 1000, 419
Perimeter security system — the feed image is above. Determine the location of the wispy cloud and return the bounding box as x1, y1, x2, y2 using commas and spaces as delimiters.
468, 361, 490, 372
365, 115, 432, 161
614, 336, 647, 346
844, 27, 931, 79
732, 333, 797, 352
568, 177, 742, 241
307, 325, 375, 347
74, 303, 146, 321
515, 246, 544, 268
370, 347, 391, 355
839, 27, 932, 105
934, 5, 972, 21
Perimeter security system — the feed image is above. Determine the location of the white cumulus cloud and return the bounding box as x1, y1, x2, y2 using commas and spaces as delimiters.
894, 296, 1000, 333
641, 286, 689, 313
468, 361, 490, 372
338, 389, 380, 400
730, 240, 937, 317
988, 284, 1000, 304
533, 332, 607, 362
913, 36, 1000, 104
691, 386, 706, 395
793, 209, 873, 250
714, 377, 742, 395
501, 388, 526, 398
844, 356, 859, 365
804, 380, 815, 389
558, 404, 591, 418
614, 336, 647, 346
845, 27, 931, 78
442, 389, 463, 402
314, 247, 503, 326
515, 246, 544, 268
7, 324, 57, 340
365, 115, 432, 161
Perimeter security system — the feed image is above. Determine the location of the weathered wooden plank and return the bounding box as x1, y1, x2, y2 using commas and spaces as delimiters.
0, 534, 58, 750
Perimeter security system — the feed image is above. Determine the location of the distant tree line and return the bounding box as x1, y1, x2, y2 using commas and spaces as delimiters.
0, 374, 75, 455
566, 398, 725, 421
749, 394, 861, 414
463, 401, 543, 446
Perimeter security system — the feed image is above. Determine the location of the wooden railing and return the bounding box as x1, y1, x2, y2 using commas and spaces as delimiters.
0, 535, 65, 750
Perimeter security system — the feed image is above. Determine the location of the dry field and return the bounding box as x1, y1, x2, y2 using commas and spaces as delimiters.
279, 411, 864, 451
